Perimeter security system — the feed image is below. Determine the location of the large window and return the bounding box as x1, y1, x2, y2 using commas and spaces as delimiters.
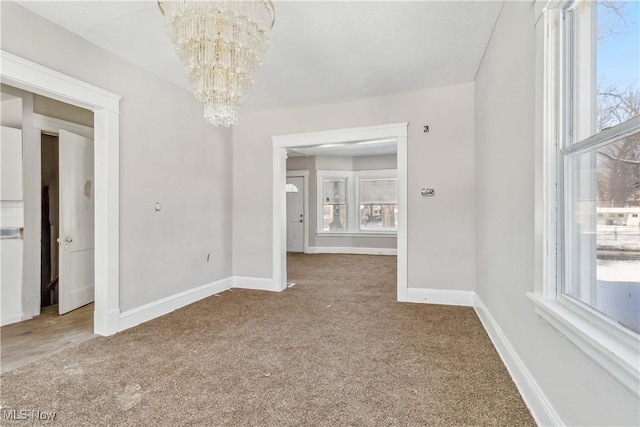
359, 178, 398, 231
533, 0, 639, 394
321, 178, 347, 231
560, 0, 639, 334
317, 169, 397, 234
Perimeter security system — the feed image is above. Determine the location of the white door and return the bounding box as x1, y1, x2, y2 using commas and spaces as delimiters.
286, 176, 304, 253
58, 130, 94, 314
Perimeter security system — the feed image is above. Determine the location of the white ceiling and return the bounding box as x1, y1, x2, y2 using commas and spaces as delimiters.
16, 0, 503, 112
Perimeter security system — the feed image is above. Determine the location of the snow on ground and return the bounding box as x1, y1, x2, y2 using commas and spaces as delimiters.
597, 259, 640, 282
597, 225, 640, 250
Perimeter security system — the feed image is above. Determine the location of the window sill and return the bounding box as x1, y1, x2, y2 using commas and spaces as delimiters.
527, 292, 639, 396
316, 232, 397, 238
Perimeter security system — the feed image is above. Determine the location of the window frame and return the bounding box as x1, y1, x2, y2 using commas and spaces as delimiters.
529, 0, 640, 397
316, 169, 398, 236
318, 174, 349, 233
356, 170, 398, 234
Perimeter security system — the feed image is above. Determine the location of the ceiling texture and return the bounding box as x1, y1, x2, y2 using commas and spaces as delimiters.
17, 0, 504, 113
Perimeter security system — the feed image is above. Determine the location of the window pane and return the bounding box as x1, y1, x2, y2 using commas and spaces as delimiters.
359, 179, 397, 231
569, 1, 640, 142
323, 179, 346, 204
360, 179, 397, 204
322, 204, 346, 231
597, 1, 640, 131
564, 133, 640, 333
360, 204, 397, 231
322, 179, 347, 231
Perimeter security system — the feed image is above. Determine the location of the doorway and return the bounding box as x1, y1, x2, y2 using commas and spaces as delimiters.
40, 133, 59, 308
1, 51, 121, 335
39, 128, 96, 315
272, 123, 409, 300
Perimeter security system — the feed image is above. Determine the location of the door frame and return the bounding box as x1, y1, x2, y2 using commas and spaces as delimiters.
285, 170, 309, 254
272, 122, 408, 300
1, 50, 121, 336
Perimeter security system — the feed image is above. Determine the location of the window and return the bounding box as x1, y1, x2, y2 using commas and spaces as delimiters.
532, 0, 639, 395
321, 178, 347, 231
359, 178, 397, 231
560, 0, 640, 334
285, 183, 299, 193
317, 169, 397, 235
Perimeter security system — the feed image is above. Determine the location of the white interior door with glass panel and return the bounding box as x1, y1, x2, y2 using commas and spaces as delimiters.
286, 176, 304, 252
58, 130, 95, 314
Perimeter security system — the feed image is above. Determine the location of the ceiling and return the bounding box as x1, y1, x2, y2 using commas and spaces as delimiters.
16, 1, 503, 112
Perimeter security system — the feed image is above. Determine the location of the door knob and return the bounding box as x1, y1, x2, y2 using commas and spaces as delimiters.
65, 237, 73, 243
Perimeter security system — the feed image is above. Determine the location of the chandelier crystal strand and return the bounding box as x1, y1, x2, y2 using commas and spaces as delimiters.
162, 1, 274, 127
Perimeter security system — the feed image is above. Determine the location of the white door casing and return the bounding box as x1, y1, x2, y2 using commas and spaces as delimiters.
1, 50, 121, 335
58, 130, 95, 314
286, 176, 304, 252
272, 123, 408, 297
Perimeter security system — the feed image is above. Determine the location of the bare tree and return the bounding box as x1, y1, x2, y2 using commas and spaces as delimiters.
598, 1, 633, 41
597, 86, 640, 207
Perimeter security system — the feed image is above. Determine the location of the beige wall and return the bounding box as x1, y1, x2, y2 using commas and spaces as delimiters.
234, 83, 475, 290
2, 2, 234, 313
474, 2, 639, 425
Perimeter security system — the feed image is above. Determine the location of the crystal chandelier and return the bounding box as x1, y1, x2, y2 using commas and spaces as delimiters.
159, 1, 275, 127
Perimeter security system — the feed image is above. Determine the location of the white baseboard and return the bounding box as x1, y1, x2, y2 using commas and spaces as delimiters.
119, 277, 233, 332
473, 294, 564, 427
406, 288, 474, 306
232, 276, 281, 292
306, 246, 397, 256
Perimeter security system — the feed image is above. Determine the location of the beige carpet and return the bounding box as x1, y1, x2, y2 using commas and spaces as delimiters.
0, 254, 534, 426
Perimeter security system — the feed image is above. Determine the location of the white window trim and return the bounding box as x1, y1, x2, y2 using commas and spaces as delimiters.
316, 232, 397, 238
530, 2, 640, 397
316, 169, 398, 236
317, 170, 352, 233
355, 169, 398, 233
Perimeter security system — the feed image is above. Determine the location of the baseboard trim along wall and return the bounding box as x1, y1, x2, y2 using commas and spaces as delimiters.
1, 315, 24, 327
232, 276, 281, 292
306, 246, 397, 256
473, 294, 564, 427
406, 288, 474, 306
119, 277, 233, 332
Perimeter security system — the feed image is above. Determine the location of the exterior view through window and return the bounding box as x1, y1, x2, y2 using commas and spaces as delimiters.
561, 1, 640, 333
359, 178, 397, 231
322, 178, 347, 231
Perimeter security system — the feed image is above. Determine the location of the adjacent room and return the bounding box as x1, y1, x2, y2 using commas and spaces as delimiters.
1, 1, 638, 426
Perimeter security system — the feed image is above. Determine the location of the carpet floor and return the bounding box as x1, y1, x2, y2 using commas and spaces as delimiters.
0, 254, 534, 426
